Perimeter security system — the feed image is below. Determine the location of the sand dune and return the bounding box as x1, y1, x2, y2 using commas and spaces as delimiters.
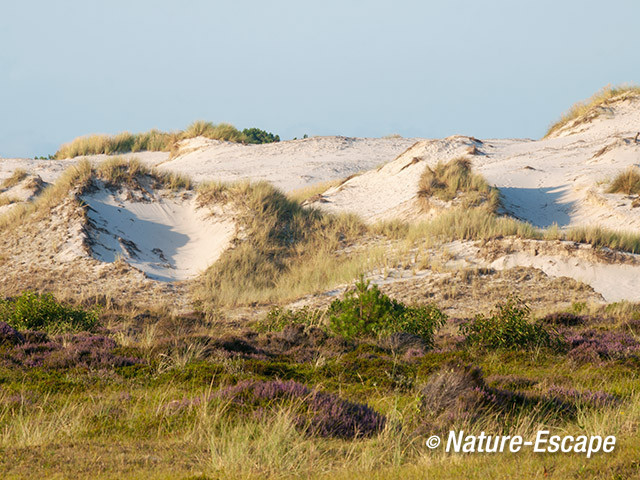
82, 183, 234, 282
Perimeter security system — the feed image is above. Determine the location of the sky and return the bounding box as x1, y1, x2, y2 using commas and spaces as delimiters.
1, 0, 639, 158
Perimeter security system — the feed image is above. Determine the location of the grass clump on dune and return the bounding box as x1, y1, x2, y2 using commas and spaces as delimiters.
286, 179, 341, 203
418, 157, 499, 211
55, 122, 280, 159
0, 160, 92, 230
193, 180, 368, 308
0, 169, 28, 190
607, 167, 640, 195
0, 158, 192, 231
545, 84, 640, 138
95, 157, 191, 191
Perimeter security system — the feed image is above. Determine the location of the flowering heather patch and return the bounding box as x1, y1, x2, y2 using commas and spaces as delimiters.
0, 390, 36, 410
218, 380, 386, 439
0, 332, 142, 369
0, 321, 24, 345
419, 365, 579, 431
171, 380, 386, 439
545, 385, 619, 408
562, 328, 640, 360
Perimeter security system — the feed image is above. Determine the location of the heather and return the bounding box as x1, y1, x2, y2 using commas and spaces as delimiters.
0, 294, 640, 479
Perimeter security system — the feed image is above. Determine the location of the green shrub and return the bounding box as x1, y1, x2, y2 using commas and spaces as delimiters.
242, 128, 280, 144
0, 292, 99, 333
328, 278, 446, 345
460, 298, 562, 351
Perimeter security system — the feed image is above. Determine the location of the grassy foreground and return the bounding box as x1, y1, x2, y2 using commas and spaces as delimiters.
1, 289, 639, 479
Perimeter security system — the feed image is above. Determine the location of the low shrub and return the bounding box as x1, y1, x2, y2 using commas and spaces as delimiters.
242, 127, 280, 144
217, 380, 386, 439
460, 298, 562, 351
0, 292, 99, 333
328, 278, 446, 346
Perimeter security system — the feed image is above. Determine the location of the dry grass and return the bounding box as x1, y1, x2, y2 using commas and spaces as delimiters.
607, 167, 640, 195
418, 157, 499, 211
0, 169, 28, 189
0, 160, 92, 230
192, 180, 370, 308
0, 195, 19, 207
560, 225, 640, 254
286, 179, 341, 203
545, 84, 640, 138
94, 157, 191, 191
54, 121, 276, 159
54, 131, 176, 159
0, 158, 191, 232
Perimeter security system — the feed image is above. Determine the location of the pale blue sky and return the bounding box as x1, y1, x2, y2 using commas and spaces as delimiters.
1, 0, 639, 157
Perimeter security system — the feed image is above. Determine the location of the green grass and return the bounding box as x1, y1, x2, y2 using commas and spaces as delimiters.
0, 298, 639, 479
0, 291, 99, 333
55, 122, 280, 159
545, 84, 640, 138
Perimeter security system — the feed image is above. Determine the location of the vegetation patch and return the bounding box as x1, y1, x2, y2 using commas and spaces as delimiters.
0, 169, 28, 190
0, 291, 99, 334
607, 167, 640, 195
94, 157, 191, 191
193, 180, 367, 307
54, 121, 280, 159
418, 157, 499, 211
328, 278, 446, 345
545, 84, 640, 138
212, 379, 386, 439
460, 297, 564, 351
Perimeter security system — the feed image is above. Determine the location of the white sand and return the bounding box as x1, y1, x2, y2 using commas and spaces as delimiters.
154, 135, 419, 192
489, 251, 640, 302
311, 96, 640, 231
2, 97, 639, 297
82, 186, 234, 282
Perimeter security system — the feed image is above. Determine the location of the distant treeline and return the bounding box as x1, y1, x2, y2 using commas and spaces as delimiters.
55, 121, 280, 159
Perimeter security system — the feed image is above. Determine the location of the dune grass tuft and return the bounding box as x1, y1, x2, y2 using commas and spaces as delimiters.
418, 157, 499, 212
0, 158, 193, 231
94, 157, 191, 191
55, 122, 280, 159
607, 167, 640, 196
545, 84, 640, 138
0, 195, 19, 207
1, 169, 28, 190
193, 180, 368, 308
286, 179, 341, 203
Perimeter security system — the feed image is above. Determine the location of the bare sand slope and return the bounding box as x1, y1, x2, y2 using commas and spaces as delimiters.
311, 95, 640, 231
1, 137, 417, 194
82, 184, 234, 282
309, 136, 481, 222
154, 136, 419, 192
